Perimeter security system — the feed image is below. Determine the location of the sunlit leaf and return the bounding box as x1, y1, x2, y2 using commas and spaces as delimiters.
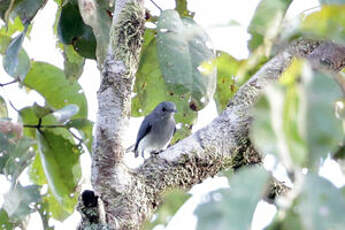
195, 167, 269, 230
175, 0, 193, 17
214, 51, 242, 113
0, 96, 7, 118
302, 5, 345, 44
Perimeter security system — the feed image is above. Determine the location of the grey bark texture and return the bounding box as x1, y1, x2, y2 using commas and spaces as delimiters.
76, 0, 345, 229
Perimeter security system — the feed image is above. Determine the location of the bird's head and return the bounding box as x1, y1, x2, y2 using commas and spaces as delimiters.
154, 101, 177, 118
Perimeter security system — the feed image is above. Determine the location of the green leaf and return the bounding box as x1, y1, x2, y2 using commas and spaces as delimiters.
194, 167, 269, 230
62, 44, 85, 81
24, 62, 88, 119
78, 0, 112, 65
3, 25, 30, 81
32, 103, 54, 118
157, 10, 217, 110
144, 190, 191, 230
301, 5, 345, 44
319, 0, 345, 5
57, 2, 96, 59
132, 32, 197, 143
8, 0, 46, 23
175, 0, 193, 17
296, 174, 345, 230
251, 61, 343, 169
214, 51, 242, 113
0, 33, 11, 54
39, 189, 71, 221
305, 71, 344, 168
37, 129, 80, 216
248, 0, 292, 51
264, 208, 303, 230
0, 135, 36, 180
0, 16, 25, 36
66, 118, 93, 153
53, 104, 79, 122
0, 0, 10, 20
3, 183, 41, 221
251, 95, 279, 158
0, 96, 7, 118
0, 209, 15, 229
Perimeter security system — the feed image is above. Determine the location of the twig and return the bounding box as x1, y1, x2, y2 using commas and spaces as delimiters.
0, 79, 18, 87
23, 124, 66, 128
149, 0, 162, 12
68, 128, 84, 145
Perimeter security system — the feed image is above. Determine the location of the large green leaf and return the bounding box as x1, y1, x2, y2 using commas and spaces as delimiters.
24, 62, 88, 119
3, 26, 30, 81
157, 10, 217, 110
132, 30, 197, 143
194, 167, 269, 230
37, 129, 80, 215
3, 183, 41, 221
214, 51, 242, 113
296, 174, 345, 230
301, 5, 345, 44
78, 0, 113, 65
248, 0, 293, 51
57, 1, 96, 59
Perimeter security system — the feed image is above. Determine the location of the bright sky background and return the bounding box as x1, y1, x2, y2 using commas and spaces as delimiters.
1, 0, 345, 229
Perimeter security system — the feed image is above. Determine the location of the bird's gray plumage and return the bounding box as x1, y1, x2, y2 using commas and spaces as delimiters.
134, 101, 177, 158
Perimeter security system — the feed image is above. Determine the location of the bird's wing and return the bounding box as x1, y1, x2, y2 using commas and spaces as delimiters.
134, 117, 152, 157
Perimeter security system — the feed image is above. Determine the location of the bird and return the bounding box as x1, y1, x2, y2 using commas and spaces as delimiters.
134, 101, 177, 158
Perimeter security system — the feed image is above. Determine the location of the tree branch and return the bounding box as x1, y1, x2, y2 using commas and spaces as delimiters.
78, 0, 345, 228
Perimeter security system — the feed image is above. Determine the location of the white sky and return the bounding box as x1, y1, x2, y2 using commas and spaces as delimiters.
2, 0, 345, 230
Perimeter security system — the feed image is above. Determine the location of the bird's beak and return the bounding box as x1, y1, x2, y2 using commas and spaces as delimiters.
173, 109, 177, 113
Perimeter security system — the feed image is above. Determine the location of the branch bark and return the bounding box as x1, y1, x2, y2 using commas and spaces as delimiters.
77, 0, 345, 228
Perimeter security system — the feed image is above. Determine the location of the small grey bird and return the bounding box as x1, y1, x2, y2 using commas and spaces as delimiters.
134, 101, 177, 158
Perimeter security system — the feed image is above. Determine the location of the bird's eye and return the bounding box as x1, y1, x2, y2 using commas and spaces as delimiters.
162, 107, 167, 112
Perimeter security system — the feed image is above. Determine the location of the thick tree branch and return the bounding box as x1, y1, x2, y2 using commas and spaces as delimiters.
79, 1, 345, 228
